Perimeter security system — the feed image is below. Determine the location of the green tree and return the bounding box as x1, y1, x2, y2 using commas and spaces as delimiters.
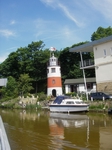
18, 74, 33, 96
1, 76, 18, 99
91, 26, 112, 41
59, 42, 94, 82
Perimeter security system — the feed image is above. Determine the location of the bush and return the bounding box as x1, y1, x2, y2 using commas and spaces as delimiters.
25, 104, 41, 110
38, 92, 47, 101
65, 92, 77, 97
89, 103, 105, 109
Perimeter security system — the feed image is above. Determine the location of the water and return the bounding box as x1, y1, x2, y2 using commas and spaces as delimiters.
0, 109, 112, 150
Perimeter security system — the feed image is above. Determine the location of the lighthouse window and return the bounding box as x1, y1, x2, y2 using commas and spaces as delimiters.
52, 79, 55, 84
47, 69, 49, 73
51, 68, 55, 73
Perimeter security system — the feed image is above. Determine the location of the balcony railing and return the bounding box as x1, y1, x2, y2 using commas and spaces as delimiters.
80, 59, 94, 68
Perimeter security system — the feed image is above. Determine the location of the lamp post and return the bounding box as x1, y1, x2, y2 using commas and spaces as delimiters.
80, 51, 88, 101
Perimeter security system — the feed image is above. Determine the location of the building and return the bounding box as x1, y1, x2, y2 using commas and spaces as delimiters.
0, 78, 7, 99
64, 78, 96, 94
0, 78, 7, 87
70, 35, 112, 94
47, 54, 62, 97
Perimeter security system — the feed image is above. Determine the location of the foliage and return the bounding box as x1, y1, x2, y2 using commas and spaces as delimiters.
25, 104, 41, 110
1, 76, 18, 99
0, 98, 19, 108
91, 26, 112, 41
38, 92, 47, 101
18, 74, 34, 96
0, 26, 111, 98
89, 103, 105, 109
59, 44, 95, 82
65, 92, 77, 97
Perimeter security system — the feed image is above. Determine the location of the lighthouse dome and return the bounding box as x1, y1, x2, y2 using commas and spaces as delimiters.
49, 53, 58, 66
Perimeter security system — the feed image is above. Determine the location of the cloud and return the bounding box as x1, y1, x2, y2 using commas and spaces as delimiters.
0, 55, 8, 63
40, 0, 84, 27
0, 29, 16, 38
10, 20, 16, 25
87, 0, 112, 21
6, 46, 18, 51
58, 3, 83, 27
0, 47, 18, 63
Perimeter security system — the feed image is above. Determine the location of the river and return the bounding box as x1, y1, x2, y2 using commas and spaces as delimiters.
0, 109, 112, 150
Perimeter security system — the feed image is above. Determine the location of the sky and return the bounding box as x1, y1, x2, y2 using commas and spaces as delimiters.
0, 0, 112, 63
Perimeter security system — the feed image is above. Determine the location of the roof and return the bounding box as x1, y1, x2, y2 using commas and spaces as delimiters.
69, 35, 112, 53
64, 77, 96, 85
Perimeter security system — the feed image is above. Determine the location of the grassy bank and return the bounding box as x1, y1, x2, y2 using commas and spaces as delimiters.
88, 100, 112, 113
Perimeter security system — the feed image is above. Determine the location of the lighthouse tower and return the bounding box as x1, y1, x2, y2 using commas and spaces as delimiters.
47, 53, 62, 97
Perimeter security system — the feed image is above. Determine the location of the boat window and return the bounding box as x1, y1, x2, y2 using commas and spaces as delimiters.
75, 101, 82, 104
66, 101, 74, 104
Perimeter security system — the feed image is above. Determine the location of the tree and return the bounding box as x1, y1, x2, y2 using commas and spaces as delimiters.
18, 74, 33, 96
1, 76, 18, 99
91, 26, 112, 41
59, 47, 82, 82
59, 42, 93, 82
0, 41, 50, 93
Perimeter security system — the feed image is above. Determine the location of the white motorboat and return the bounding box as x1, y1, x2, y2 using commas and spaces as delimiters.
49, 95, 89, 113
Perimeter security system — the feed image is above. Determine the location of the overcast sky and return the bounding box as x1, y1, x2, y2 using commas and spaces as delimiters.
0, 0, 112, 63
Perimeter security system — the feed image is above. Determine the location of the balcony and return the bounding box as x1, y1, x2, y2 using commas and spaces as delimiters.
80, 59, 95, 69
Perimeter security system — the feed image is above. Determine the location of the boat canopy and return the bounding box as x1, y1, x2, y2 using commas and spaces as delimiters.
53, 95, 71, 104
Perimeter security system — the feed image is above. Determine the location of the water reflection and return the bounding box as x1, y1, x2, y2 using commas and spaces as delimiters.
49, 113, 90, 150
0, 109, 112, 150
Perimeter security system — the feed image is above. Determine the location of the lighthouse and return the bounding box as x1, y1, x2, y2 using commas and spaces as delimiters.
47, 53, 62, 97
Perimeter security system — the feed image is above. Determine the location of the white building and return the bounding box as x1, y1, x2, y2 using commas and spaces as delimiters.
64, 78, 96, 94
0, 78, 7, 87
70, 35, 112, 94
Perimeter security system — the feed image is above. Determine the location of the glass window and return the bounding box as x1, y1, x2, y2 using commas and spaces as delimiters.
51, 68, 55, 73
66, 101, 74, 104
103, 49, 106, 57
110, 47, 112, 55
52, 79, 55, 84
47, 69, 49, 73
87, 83, 91, 89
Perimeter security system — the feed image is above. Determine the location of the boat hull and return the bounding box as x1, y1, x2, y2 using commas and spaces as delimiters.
49, 105, 89, 113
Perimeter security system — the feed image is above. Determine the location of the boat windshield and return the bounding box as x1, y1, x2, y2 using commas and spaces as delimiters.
53, 96, 70, 104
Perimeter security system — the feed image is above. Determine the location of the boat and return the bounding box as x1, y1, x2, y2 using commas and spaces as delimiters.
49, 95, 89, 113
0, 116, 11, 150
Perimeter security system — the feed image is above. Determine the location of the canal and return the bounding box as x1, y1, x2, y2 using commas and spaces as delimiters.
0, 109, 112, 150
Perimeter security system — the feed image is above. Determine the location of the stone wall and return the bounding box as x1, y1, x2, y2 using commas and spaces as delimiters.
97, 81, 112, 94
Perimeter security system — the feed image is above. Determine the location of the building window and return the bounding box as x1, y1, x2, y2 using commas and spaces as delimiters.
47, 69, 49, 73
51, 68, 55, 73
110, 47, 112, 56
87, 83, 92, 89
103, 49, 106, 57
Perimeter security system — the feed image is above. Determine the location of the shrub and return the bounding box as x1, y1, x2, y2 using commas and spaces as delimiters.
38, 92, 47, 101
65, 92, 77, 97
25, 104, 41, 110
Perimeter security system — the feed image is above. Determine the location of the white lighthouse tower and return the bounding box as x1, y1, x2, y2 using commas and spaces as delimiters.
47, 53, 62, 97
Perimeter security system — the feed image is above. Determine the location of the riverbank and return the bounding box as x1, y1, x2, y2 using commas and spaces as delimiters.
0, 96, 112, 113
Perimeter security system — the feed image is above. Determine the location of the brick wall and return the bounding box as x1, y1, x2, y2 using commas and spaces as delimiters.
97, 81, 112, 94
